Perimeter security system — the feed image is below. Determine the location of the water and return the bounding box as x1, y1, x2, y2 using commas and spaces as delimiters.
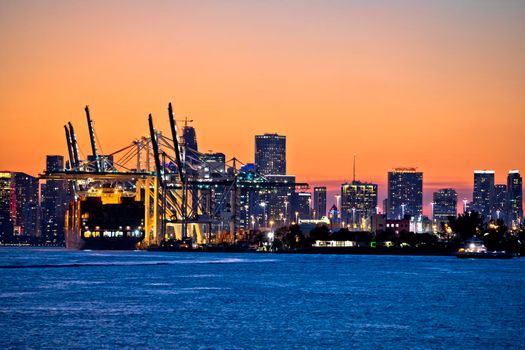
0, 248, 524, 349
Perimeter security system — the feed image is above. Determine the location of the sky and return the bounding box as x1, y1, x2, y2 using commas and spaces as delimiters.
1, 0, 524, 216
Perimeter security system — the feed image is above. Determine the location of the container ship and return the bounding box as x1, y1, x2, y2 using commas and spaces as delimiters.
65, 184, 145, 250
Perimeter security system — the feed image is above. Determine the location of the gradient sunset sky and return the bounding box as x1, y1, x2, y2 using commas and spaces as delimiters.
1, 0, 524, 215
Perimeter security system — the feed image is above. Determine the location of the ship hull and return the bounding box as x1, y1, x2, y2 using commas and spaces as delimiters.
65, 193, 145, 250
66, 228, 143, 250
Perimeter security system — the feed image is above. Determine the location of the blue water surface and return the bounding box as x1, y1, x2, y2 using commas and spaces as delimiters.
0, 248, 524, 349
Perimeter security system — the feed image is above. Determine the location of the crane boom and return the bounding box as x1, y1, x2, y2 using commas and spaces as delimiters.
148, 114, 163, 187
68, 122, 80, 168
168, 102, 185, 183
85, 105, 100, 172
64, 125, 75, 170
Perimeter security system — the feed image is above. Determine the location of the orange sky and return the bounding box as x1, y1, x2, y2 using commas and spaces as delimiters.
1, 1, 524, 215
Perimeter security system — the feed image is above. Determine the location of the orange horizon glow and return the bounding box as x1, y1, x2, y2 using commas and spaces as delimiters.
1, 1, 524, 216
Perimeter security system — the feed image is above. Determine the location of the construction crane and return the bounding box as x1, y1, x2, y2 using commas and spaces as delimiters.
176, 116, 193, 128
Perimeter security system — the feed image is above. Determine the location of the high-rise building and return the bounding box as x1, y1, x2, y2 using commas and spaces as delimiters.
313, 187, 327, 220
292, 191, 311, 222
183, 126, 198, 152
238, 164, 259, 230
0, 171, 39, 238
46, 155, 64, 172
183, 126, 199, 164
507, 170, 523, 228
387, 168, 423, 220
265, 175, 295, 227
472, 170, 495, 220
0, 172, 14, 239
199, 152, 227, 227
200, 152, 226, 178
255, 133, 286, 175
341, 181, 378, 231
493, 184, 507, 221
432, 188, 457, 221
13, 173, 39, 236
41, 155, 70, 243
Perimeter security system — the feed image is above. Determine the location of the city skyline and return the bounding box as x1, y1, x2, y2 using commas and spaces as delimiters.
1, 1, 524, 217
1, 3, 524, 349
1, 124, 523, 218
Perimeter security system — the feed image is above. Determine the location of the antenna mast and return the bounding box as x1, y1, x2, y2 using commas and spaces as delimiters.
353, 153, 356, 182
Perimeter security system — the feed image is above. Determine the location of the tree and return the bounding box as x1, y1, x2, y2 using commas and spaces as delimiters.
448, 211, 484, 242
483, 219, 508, 251
281, 224, 304, 249
307, 224, 330, 244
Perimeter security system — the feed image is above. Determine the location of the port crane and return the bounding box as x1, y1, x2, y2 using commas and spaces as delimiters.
42, 103, 308, 248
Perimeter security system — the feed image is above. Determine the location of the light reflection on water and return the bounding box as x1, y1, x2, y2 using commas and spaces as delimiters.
0, 248, 524, 350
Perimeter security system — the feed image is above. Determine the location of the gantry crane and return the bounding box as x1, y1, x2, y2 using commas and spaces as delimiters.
43, 103, 309, 249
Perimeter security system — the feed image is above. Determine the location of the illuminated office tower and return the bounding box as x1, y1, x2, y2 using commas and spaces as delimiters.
472, 170, 495, 220
0, 171, 39, 238
255, 133, 286, 176
41, 155, 70, 243
313, 187, 327, 220
200, 152, 226, 176
341, 181, 378, 230
507, 170, 523, 228
493, 184, 507, 220
0, 172, 14, 238
432, 188, 457, 220
291, 191, 311, 222
387, 168, 423, 220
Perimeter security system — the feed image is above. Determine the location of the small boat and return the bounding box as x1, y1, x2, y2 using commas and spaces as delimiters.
456, 239, 513, 259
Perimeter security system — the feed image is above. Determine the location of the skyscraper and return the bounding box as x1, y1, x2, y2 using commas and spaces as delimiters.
472, 170, 495, 220
265, 175, 295, 226
507, 170, 523, 228
313, 187, 327, 220
0, 172, 14, 239
237, 165, 294, 230
387, 168, 423, 220
255, 133, 286, 175
493, 184, 507, 221
291, 191, 311, 222
253, 134, 288, 229
432, 188, 457, 221
183, 126, 199, 164
183, 126, 198, 152
13, 172, 39, 236
341, 181, 378, 231
200, 152, 226, 176
41, 155, 70, 243
0, 171, 38, 238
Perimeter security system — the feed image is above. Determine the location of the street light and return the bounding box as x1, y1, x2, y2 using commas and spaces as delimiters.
259, 202, 267, 228
295, 211, 299, 224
